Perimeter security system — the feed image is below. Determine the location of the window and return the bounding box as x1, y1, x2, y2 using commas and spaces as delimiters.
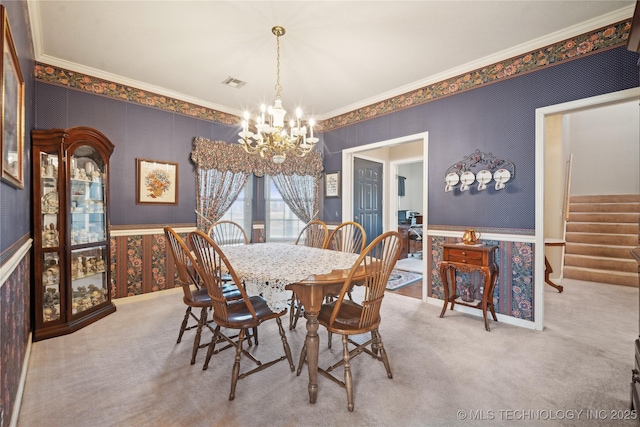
220, 178, 253, 237
265, 175, 305, 242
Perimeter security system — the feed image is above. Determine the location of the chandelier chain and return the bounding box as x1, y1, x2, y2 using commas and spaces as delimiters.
275, 32, 282, 98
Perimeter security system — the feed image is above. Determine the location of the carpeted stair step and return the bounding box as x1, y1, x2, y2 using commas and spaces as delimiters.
564, 254, 637, 273
563, 266, 638, 287
569, 202, 640, 213
567, 212, 639, 223
569, 194, 640, 203
563, 194, 639, 287
565, 232, 637, 246
566, 222, 638, 234
565, 242, 636, 258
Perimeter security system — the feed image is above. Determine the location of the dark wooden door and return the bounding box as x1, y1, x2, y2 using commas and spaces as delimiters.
353, 157, 383, 245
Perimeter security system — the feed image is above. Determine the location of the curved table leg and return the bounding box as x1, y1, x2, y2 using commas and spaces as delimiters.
544, 256, 564, 293
439, 264, 452, 318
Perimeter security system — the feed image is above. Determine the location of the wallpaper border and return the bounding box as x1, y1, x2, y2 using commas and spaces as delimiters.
33, 19, 631, 132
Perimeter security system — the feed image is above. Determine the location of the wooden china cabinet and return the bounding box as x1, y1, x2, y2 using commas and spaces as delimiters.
32, 126, 116, 341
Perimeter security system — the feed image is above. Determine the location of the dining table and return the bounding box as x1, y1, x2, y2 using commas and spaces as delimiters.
219, 242, 365, 404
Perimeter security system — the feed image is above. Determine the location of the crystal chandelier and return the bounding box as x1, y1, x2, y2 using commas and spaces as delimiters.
238, 26, 318, 164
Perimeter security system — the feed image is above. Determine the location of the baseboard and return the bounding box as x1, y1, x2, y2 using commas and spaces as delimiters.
113, 286, 183, 305
10, 332, 32, 427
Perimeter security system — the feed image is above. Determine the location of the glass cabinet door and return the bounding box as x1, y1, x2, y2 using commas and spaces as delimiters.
70, 146, 107, 245
40, 151, 60, 323
69, 145, 109, 317
42, 252, 61, 322
40, 151, 60, 248
71, 246, 108, 315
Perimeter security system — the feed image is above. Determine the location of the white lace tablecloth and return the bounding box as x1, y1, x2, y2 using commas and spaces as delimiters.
220, 243, 361, 312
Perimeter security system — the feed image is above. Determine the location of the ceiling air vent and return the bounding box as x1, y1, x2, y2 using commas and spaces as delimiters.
221, 77, 247, 89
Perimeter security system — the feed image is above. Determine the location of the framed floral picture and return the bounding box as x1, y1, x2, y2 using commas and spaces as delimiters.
136, 158, 178, 205
1, 6, 25, 189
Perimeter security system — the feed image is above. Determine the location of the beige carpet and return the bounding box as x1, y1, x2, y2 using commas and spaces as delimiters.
17, 280, 639, 426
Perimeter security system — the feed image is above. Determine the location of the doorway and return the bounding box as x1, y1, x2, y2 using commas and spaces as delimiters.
535, 87, 640, 328
342, 132, 429, 300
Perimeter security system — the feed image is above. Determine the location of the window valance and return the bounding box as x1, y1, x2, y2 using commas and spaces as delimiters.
191, 137, 323, 178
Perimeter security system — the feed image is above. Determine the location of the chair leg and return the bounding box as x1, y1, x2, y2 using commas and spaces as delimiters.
296, 342, 307, 376
328, 331, 333, 349
374, 329, 393, 379
203, 325, 221, 371
289, 293, 301, 329
252, 327, 259, 345
191, 307, 207, 365
275, 317, 294, 371
177, 306, 191, 343
229, 329, 246, 401
342, 335, 354, 412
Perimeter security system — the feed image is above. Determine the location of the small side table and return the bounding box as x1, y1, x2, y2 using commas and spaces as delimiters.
544, 238, 565, 293
439, 243, 499, 331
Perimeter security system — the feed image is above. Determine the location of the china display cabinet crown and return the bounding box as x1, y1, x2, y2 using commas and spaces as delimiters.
32, 126, 116, 341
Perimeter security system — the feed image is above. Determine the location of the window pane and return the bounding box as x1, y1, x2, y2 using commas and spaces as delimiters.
265, 176, 305, 241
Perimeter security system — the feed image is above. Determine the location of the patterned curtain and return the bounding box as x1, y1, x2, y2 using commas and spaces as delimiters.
271, 173, 319, 223
195, 169, 249, 231
191, 137, 323, 229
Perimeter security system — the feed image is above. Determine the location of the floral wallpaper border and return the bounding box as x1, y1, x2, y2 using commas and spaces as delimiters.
34, 20, 630, 132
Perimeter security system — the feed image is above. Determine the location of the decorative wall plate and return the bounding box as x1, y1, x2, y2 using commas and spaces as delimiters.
494, 168, 511, 190
476, 169, 492, 190
444, 172, 459, 192
460, 171, 475, 191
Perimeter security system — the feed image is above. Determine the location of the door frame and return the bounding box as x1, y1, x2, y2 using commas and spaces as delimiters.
342, 132, 429, 299
535, 87, 640, 328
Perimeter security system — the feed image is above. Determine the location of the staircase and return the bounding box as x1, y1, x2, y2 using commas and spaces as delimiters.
563, 194, 639, 287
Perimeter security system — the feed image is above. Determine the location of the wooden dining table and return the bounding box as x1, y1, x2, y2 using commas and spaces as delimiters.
218, 242, 364, 404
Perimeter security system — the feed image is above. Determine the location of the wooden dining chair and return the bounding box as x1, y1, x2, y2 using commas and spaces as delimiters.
207, 220, 249, 246
296, 230, 402, 411
165, 227, 241, 365
323, 221, 367, 337
188, 230, 294, 400
323, 221, 366, 253
207, 219, 253, 339
290, 219, 329, 329
294, 219, 328, 248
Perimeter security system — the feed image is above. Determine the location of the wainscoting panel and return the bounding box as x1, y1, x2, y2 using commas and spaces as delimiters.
1, 253, 31, 426
111, 230, 182, 299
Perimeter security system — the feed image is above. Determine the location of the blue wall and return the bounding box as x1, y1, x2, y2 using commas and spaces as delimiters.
322, 47, 639, 229
0, 1, 34, 253
35, 82, 239, 225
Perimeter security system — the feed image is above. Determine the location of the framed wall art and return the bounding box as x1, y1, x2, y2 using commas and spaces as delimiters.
324, 171, 341, 198
136, 158, 178, 205
1, 6, 25, 189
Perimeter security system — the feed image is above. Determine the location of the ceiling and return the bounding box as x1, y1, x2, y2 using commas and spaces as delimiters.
28, 1, 635, 121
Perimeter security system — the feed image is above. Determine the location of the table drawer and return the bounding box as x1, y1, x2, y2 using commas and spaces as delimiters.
446, 249, 484, 266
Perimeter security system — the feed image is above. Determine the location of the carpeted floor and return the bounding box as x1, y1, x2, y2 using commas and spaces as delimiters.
17, 279, 639, 426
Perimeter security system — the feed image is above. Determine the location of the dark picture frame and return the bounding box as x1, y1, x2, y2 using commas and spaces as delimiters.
1, 6, 24, 189
324, 171, 341, 198
136, 158, 179, 205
